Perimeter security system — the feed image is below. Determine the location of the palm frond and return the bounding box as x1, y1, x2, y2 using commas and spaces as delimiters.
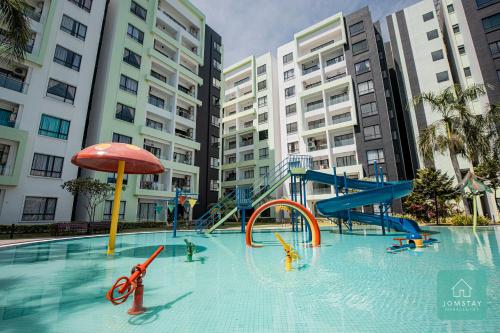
0, 0, 31, 63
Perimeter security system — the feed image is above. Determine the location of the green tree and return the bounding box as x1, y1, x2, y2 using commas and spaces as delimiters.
404, 168, 460, 223
61, 178, 114, 222
0, 0, 31, 63
475, 158, 500, 196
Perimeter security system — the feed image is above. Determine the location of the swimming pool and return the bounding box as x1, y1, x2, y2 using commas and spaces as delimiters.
0, 226, 499, 332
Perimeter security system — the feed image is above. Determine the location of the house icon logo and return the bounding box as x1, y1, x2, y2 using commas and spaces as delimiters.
452, 279, 472, 298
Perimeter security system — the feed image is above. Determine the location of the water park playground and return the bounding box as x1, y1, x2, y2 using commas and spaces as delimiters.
0, 149, 499, 332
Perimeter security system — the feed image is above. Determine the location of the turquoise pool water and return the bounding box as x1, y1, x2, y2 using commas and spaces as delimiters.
0, 226, 499, 332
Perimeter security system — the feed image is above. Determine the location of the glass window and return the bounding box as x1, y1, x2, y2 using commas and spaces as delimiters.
285, 103, 296, 115
283, 52, 293, 64
258, 96, 267, 107
358, 80, 374, 95
103, 200, 125, 220
283, 69, 294, 81
458, 45, 465, 54
352, 40, 368, 55
334, 133, 354, 147
112, 133, 132, 144
213, 77, 221, 89
257, 64, 266, 76
452, 24, 460, 34
447, 4, 454, 13
426, 29, 439, 40
119, 74, 138, 94
464, 67, 471, 77
489, 40, 500, 55
115, 103, 135, 123
257, 80, 267, 91
363, 125, 382, 140
336, 155, 356, 167
209, 180, 219, 191
213, 41, 222, 53
482, 13, 500, 32
130, 1, 147, 20
259, 130, 268, 141
39, 114, 70, 140
22, 197, 57, 221
259, 148, 269, 159
285, 86, 295, 98
360, 102, 377, 117
68, 0, 92, 12
258, 112, 268, 124
54, 45, 82, 71
213, 59, 222, 71
211, 135, 219, 147
349, 21, 364, 36
367, 149, 385, 164
288, 141, 299, 153
210, 157, 220, 167
30, 153, 63, 178
46, 79, 76, 104
127, 24, 144, 44
354, 59, 371, 74
422, 11, 434, 22
431, 49, 444, 61
476, 0, 498, 7
259, 166, 269, 177
60, 15, 87, 40
286, 122, 297, 134
107, 172, 128, 185
211, 115, 220, 127
436, 71, 449, 83
123, 48, 141, 68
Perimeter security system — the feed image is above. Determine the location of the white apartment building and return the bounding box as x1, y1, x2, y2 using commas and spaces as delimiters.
0, 0, 106, 224
277, 13, 363, 209
220, 53, 281, 197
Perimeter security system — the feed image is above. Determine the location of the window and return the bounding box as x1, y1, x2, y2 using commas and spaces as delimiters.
130, 1, 147, 20
211, 115, 220, 127
258, 112, 268, 124
209, 180, 219, 191
431, 49, 444, 61
358, 80, 374, 95
363, 125, 381, 140
349, 21, 364, 36
119, 74, 138, 94
283, 52, 293, 64
22, 197, 57, 221
354, 59, 370, 74
336, 155, 356, 167
489, 40, 500, 55
54, 45, 82, 71
107, 172, 128, 185
30, 153, 63, 178
60, 15, 87, 40
464, 67, 471, 77
103, 200, 125, 220
213, 41, 222, 53
68, 0, 92, 12
211, 135, 219, 147
257, 64, 266, 76
127, 24, 144, 44
334, 133, 354, 147
258, 96, 267, 107
112, 133, 132, 144
213, 59, 222, 71
423, 11, 434, 22
476, 0, 499, 7
352, 40, 368, 55
210, 157, 220, 168
259, 166, 269, 178
447, 4, 454, 13
286, 122, 297, 134
285, 104, 296, 116
285, 86, 295, 98
283, 69, 294, 81
497, 70, 500, 81
46, 79, 76, 104
436, 71, 449, 83
426, 29, 439, 40
288, 141, 299, 153
452, 24, 460, 34
482, 13, 500, 32
39, 114, 70, 140
458, 45, 465, 54
259, 130, 268, 141
360, 102, 378, 117
257, 80, 267, 91
212, 95, 220, 107
123, 48, 141, 68
367, 149, 385, 164
259, 148, 269, 159
213, 77, 221, 89
115, 103, 135, 123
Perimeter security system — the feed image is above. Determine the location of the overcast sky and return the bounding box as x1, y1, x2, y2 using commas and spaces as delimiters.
191, 0, 421, 67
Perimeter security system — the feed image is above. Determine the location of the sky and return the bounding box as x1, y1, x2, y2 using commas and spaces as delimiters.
191, 0, 421, 67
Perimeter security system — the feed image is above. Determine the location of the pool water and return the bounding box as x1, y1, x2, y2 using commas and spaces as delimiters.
0, 226, 499, 333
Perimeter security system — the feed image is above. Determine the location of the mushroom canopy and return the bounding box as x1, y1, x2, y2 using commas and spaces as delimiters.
71, 143, 165, 174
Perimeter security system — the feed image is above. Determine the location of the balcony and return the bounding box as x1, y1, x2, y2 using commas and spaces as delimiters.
224, 173, 236, 181
172, 177, 192, 192
0, 72, 27, 93
305, 100, 324, 112
325, 54, 344, 67
178, 84, 196, 98
175, 128, 193, 140
304, 81, 321, 90
329, 92, 349, 106
312, 159, 329, 170
326, 72, 347, 83
312, 185, 332, 195
143, 144, 167, 160
333, 134, 354, 147
332, 112, 352, 125
173, 152, 192, 165
307, 137, 328, 152
176, 106, 194, 121
308, 119, 325, 130
310, 40, 335, 53
0, 109, 17, 128
140, 181, 165, 191
302, 64, 319, 76
227, 142, 236, 150
24, 5, 42, 22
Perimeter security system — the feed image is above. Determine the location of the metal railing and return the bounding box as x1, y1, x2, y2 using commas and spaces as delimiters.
0, 72, 27, 93
325, 54, 344, 67
305, 100, 324, 112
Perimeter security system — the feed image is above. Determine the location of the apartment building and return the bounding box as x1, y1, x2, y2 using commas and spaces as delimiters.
0, 0, 106, 224
83, 0, 206, 222
220, 53, 281, 199
277, 8, 403, 212
193, 25, 222, 218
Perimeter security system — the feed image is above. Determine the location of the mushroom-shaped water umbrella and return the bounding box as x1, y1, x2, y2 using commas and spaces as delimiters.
72, 143, 164, 255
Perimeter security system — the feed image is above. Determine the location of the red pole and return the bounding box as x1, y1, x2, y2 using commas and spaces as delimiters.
118, 245, 164, 294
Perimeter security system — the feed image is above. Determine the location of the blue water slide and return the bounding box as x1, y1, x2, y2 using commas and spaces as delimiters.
332, 211, 421, 234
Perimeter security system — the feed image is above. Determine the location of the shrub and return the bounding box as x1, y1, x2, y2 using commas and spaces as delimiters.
446, 214, 491, 226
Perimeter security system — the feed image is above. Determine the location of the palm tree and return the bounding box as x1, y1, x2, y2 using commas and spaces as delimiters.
413, 83, 491, 213
0, 0, 31, 63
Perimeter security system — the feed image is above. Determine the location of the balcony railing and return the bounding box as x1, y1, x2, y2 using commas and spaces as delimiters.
178, 84, 195, 97
173, 152, 192, 165
308, 144, 328, 152
146, 118, 164, 131
302, 64, 319, 75
240, 139, 253, 147
226, 157, 236, 164
243, 154, 254, 161
325, 55, 344, 67
305, 81, 321, 90
334, 135, 354, 147
312, 160, 329, 170
0, 109, 16, 128
243, 121, 253, 128
148, 94, 168, 111
225, 174, 236, 181
311, 40, 335, 53
326, 72, 347, 82
176, 107, 194, 120
234, 76, 250, 87
305, 100, 324, 112
227, 142, 236, 149
308, 120, 325, 130
0, 72, 27, 93
242, 105, 253, 111
140, 181, 164, 191
312, 186, 332, 194
25, 8, 42, 22
332, 112, 352, 125
329, 93, 349, 106
175, 130, 194, 140
151, 70, 167, 83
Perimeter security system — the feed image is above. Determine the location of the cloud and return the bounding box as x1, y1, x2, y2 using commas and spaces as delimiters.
191, 0, 420, 67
